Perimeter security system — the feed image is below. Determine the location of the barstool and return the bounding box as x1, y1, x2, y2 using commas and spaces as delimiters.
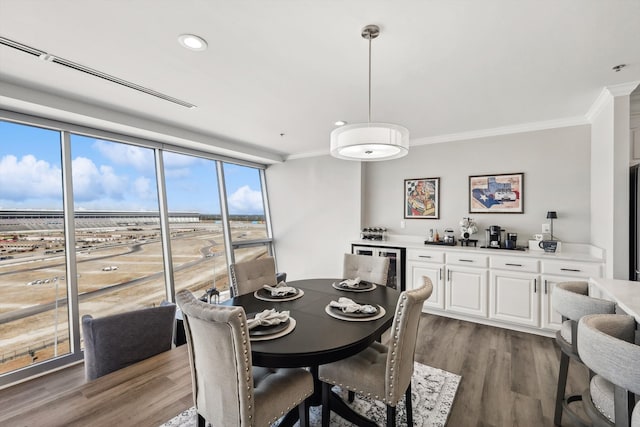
551, 281, 616, 426
577, 314, 640, 427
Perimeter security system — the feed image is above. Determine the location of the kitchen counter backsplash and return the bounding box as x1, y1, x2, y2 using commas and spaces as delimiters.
350, 234, 604, 263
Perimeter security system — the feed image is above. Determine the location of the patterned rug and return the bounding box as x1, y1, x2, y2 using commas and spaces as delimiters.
161, 362, 460, 427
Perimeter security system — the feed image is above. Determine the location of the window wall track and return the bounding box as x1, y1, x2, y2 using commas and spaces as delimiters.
0, 109, 275, 386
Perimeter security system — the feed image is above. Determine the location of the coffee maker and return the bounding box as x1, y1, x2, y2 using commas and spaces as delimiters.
486, 225, 504, 248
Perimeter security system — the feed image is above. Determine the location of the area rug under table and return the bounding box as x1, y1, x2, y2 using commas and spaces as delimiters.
161, 362, 460, 427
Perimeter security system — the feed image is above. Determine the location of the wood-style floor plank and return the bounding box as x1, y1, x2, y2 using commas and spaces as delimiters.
1, 314, 591, 427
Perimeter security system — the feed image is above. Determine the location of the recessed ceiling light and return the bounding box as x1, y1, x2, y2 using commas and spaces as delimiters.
335, 120, 347, 126
178, 34, 208, 51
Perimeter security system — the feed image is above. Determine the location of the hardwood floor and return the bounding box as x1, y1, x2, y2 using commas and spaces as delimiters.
414, 314, 590, 427
0, 314, 590, 426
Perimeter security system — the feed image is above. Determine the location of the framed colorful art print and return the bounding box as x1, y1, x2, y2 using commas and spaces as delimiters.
469, 172, 524, 213
404, 177, 440, 219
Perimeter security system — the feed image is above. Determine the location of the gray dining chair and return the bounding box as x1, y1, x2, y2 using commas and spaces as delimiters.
176, 289, 313, 427
82, 303, 176, 381
318, 278, 433, 427
343, 253, 390, 286
230, 256, 281, 297
577, 314, 640, 427
551, 280, 616, 426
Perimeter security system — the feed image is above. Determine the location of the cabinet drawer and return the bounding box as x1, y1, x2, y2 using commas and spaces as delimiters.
491, 256, 539, 273
407, 249, 445, 263
542, 260, 602, 278
446, 253, 488, 267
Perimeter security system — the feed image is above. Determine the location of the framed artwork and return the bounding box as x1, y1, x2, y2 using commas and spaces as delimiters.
404, 177, 440, 219
469, 172, 524, 214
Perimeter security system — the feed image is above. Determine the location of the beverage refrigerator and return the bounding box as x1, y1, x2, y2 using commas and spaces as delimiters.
351, 244, 406, 291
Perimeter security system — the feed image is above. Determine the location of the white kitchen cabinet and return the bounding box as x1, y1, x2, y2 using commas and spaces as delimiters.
489, 256, 540, 327
540, 260, 603, 331
393, 239, 605, 336
406, 249, 444, 309
489, 270, 540, 327
445, 264, 488, 318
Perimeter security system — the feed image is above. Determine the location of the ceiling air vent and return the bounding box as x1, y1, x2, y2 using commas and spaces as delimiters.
0, 36, 196, 109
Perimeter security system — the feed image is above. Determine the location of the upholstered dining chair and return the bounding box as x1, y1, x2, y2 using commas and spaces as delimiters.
343, 253, 390, 286
318, 278, 433, 427
82, 303, 176, 381
577, 314, 640, 427
176, 290, 313, 427
230, 256, 281, 297
551, 281, 616, 426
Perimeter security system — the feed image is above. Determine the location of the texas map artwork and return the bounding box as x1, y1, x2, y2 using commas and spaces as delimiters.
469, 173, 523, 213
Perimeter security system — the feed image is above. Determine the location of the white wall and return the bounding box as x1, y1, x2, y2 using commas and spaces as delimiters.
590, 86, 633, 279
363, 126, 591, 246
266, 155, 361, 280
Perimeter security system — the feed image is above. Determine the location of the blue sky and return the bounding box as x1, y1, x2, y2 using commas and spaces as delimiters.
0, 121, 265, 215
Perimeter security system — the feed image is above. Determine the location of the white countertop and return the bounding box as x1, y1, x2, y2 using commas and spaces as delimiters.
590, 278, 640, 323
350, 236, 605, 264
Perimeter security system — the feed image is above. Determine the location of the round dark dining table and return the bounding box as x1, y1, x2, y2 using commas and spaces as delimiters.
223, 277, 401, 427
223, 277, 401, 368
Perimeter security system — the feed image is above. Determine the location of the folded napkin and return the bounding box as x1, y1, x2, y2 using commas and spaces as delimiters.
247, 309, 290, 330
329, 297, 377, 314
338, 277, 362, 288
262, 281, 297, 296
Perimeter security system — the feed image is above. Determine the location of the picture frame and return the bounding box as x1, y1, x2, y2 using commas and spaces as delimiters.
469, 172, 524, 214
404, 177, 440, 219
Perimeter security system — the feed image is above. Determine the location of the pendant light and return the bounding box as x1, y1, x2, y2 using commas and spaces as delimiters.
330, 25, 409, 161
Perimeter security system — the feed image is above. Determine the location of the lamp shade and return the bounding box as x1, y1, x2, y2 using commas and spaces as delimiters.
330, 122, 409, 161
546, 211, 558, 219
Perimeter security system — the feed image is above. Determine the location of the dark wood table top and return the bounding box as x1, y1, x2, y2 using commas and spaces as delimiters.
224, 278, 400, 368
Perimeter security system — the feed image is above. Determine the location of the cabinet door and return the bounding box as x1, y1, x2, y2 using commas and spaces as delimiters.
489, 271, 540, 327
541, 275, 585, 330
445, 266, 488, 317
408, 261, 444, 309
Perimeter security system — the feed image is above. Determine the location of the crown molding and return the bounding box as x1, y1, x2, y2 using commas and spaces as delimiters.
410, 116, 588, 147
586, 81, 640, 121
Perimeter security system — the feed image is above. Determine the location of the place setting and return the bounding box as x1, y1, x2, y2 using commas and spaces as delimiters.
247, 308, 296, 341
325, 297, 386, 322
331, 276, 377, 292
253, 281, 304, 302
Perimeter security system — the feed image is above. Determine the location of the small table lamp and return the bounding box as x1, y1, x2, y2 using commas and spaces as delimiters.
546, 211, 557, 241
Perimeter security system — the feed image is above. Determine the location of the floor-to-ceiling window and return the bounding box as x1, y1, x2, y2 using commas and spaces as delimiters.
224, 163, 271, 263
163, 151, 229, 297
70, 135, 167, 343
0, 121, 70, 375
0, 115, 273, 383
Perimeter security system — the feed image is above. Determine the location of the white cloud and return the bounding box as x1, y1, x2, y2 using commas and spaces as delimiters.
93, 140, 154, 171
0, 154, 62, 201
227, 185, 263, 213
71, 157, 128, 201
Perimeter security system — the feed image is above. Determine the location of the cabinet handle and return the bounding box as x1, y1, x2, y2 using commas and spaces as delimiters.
544, 280, 548, 294
439, 268, 442, 281
419, 255, 432, 259
505, 263, 522, 267
447, 269, 451, 282
560, 268, 581, 272
534, 278, 537, 293
459, 259, 474, 263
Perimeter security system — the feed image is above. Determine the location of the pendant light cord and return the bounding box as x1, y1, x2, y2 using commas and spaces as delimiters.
368, 35, 372, 124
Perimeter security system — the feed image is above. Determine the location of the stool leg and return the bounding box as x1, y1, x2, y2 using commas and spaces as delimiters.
554, 351, 570, 426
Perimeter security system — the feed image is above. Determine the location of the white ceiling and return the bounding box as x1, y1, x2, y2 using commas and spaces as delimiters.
1, 0, 639, 164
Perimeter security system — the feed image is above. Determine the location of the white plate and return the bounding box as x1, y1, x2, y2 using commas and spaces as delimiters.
324, 304, 386, 322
